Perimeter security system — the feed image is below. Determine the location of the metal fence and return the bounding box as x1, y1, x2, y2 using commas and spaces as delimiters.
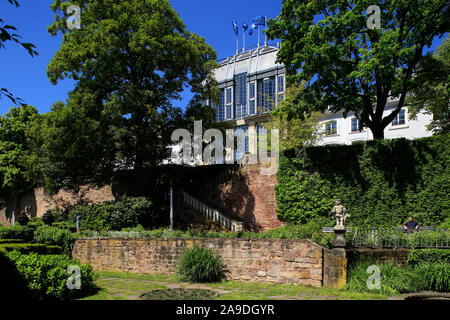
349, 227, 450, 248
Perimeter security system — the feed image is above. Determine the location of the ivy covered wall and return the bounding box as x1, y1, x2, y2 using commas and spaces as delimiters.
276, 134, 450, 227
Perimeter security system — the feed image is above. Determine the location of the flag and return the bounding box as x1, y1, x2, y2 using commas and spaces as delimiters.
248, 23, 257, 36
253, 16, 266, 26
232, 20, 238, 36
242, 22, 248, 32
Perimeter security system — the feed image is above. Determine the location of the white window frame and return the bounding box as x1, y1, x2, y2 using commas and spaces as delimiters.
248, 81, 256, 116
226, 87, 233, 120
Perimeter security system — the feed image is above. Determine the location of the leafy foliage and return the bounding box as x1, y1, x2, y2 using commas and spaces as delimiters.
407, 249, 450, 266
408, 35, 450, 133
266, 0, 449, 139
4, 251, 97, 300
38, 0, 218, 192
276, 134, 450, 227
0, 243, 61, 254
346, 259, 449, 294
33, 225, 76, 256
263, 84, 325, 150
0, 105, 39, 202
0, 225, 34, 242
176, 245, 227, 283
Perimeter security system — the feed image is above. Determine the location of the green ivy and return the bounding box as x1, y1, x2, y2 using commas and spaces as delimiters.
276, 134, 450, 227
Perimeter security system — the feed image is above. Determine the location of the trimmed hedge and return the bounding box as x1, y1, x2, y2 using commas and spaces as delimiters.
276, 134, 450, 227
0, 243, 62, 255
2, 251, 97, 300
408, 249, 450, 266
0, 239, 23, 244
0, 225, 34, 242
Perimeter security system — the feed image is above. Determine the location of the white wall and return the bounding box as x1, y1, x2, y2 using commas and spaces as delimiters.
316, 106, 434, 146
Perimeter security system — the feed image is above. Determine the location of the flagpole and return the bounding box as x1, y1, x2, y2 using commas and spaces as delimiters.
258, 26, 260, 48
243, 31, 245, 52
236, 36, 239, 54
264, 16, 267, 46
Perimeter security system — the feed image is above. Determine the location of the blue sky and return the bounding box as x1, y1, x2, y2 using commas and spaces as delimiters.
0, 0, 282, 115
0, 0, 446, 116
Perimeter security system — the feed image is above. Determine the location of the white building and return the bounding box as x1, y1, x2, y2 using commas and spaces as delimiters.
317, 103, 434, 146
209, 43, 434, 153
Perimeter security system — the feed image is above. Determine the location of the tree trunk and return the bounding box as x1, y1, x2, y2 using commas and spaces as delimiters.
370, 125, 385, 140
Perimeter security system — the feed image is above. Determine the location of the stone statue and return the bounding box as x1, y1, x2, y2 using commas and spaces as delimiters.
332, 199, 350, 231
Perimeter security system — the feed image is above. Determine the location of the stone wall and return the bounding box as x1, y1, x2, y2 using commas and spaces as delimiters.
72, 238, 325, 287
346, 248, 411, 267
0, 185, 115, 226
323, 248, 347, 289
215, 163, 284, 232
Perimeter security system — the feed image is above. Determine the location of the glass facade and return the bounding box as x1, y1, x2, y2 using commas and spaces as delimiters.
215, 89, 225, 122
214, 73, 285, 121
263, 78, 276, 112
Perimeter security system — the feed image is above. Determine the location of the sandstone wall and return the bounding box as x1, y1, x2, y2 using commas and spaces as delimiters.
215, 163, 284, 232
0, 185, 115, 226
72, 238, 325, 287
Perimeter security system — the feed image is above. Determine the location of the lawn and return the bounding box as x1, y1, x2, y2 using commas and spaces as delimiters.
80, 271, 387, 300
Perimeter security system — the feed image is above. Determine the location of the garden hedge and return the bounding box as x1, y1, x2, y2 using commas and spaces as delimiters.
0, 243, 62, 255
276, 134, 450, 227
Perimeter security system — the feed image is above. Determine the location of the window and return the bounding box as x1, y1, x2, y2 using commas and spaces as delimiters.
234, 125, 249, 161
263, 77, 275, 112
249, 82, 256, 115
277, 75, 284, 93
325, 121, 337, 135
277, 75, 284, 106
226, 87, 233, 120
215, 89, 225, 122
351, 118, 360, 132
392, 109, 406, 126
234, 73, 247, 120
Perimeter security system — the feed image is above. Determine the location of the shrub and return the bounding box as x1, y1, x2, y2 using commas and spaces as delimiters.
42, 210, 55, 225
34, 225, 76, 256
3, 251, 97, 300
52, 221, 77, 232
17, 213, 30, 226
0, 225, 34, 242
109, 197, 156, 230
0, 243, 62, 254
176, 246, 227, 283
69, 203, 111, 232
27, 217, 44, 230
407, 249, 450, 266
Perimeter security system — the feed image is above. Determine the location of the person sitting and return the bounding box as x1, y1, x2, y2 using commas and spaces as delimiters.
403, 216, 419, 233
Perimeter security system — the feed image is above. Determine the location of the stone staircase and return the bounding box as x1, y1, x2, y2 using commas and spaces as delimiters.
178, 190, 243, 232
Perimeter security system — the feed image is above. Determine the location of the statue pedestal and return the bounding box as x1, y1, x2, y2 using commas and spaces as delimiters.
332, 228, 347, 248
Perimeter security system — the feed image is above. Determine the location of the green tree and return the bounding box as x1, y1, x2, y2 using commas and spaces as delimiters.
264, 84, 325, 150
28, 96, 117, 194
43, 0, 217, 187
0, 0, 38, 104
408, 35, 450, 133
266, 0, 449, 139
0, 105, 39, 206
